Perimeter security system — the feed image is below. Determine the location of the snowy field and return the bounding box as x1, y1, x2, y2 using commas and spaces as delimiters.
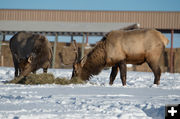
0, 67, 180, 119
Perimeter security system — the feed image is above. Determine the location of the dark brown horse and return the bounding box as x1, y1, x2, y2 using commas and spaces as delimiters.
10, 31, 52, 78
71, 29, 169, 86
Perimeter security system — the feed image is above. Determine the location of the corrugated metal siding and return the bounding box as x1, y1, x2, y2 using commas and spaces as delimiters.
0, 9, 180, 29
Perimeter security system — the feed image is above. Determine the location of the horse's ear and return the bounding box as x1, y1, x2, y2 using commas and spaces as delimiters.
27, 52, 36, 63
28, 56, 33, 63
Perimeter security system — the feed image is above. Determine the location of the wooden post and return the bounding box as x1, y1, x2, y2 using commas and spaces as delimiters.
0, 33, 3, 66
0, 33, 2, 56
81, 34, 85, 59
170, 29, 174, 73
2, 33, 5, 41
1, 55, 4, 66
71, 35, 73, 42
86, 33, 88, 44
52, 33, 58, 68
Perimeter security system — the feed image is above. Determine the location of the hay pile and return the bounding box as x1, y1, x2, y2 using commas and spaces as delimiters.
55, 77, 85, 85
9, 73, 85, 85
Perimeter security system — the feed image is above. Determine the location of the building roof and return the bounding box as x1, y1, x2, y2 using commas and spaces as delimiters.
0, 9, 179, 35
1, 9, 180, 29
0, 20, 137, 36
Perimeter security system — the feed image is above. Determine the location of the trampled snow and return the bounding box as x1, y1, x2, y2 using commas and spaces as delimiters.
0, 67, 180, 119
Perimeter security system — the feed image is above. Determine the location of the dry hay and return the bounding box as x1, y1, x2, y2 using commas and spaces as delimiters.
9, 73, 55, 85
55, 77, 85, 85
9, 73, 85, 85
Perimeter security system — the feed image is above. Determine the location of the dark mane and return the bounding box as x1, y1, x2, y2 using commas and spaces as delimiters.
101, 32, 109, 41
81, 38, 107, 80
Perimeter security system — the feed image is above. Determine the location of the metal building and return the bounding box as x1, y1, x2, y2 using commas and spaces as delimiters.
0, 9, 180, 71
0, 9, 180, 34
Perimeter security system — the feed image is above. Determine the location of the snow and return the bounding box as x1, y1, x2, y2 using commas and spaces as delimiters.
0, 67, 180, 119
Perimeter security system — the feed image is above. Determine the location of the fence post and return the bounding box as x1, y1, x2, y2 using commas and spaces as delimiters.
86, 33, 88, 44
170, 29, 174, 73
52, 33, 58, 68
0, 33, 2, 56
71, 35, 73, 42
81, 33, 85, 59
0, 33, 2, 66
1, 55, 3, 67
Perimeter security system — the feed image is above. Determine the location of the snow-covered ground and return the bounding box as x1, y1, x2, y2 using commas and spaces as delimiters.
0, 67, 180, 119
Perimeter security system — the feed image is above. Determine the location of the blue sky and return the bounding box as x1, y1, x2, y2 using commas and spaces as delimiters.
1, 0, 180, 11
1, 0, 180, 47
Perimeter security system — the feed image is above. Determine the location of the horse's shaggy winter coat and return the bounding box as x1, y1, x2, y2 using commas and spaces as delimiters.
71, 29, 169, 85
10, 31, 52, 77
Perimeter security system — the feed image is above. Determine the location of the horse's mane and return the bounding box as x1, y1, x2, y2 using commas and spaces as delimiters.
81, 38, 107, 80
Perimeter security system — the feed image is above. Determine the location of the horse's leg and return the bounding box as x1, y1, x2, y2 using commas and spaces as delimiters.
109, 64, 118, 85
119, 60, 127, 86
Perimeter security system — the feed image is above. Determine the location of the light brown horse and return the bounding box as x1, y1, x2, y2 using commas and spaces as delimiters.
71, 29, 169, 85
